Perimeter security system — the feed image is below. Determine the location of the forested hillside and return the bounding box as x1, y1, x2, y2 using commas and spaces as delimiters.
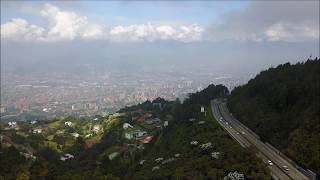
228, 58, 320, 175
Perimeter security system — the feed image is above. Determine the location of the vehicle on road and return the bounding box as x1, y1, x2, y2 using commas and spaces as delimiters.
241, 131, 245, 135
282, 165, 289, 171
267, 160, 273, 166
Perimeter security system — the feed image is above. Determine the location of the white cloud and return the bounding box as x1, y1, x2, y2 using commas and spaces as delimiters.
40, 4, 104, 41
1, 4, 204, 43
1, 18, 45, 40
265, 22, 318, 42
109, 23, 203, 42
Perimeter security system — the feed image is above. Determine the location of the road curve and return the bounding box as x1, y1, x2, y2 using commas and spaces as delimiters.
211, 99, 309, 180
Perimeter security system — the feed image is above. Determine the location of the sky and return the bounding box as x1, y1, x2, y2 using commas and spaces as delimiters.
1, 1, 319, 75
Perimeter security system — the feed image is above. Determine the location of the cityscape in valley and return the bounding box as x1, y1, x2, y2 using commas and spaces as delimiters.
1, 71, 252, 121
1, 1, 319, 180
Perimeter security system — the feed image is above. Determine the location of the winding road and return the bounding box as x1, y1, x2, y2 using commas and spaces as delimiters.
211, 99, 309, 180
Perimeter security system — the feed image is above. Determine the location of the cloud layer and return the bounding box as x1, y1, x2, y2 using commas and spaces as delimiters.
1, 4, 203, 42
1, 2, 319, 43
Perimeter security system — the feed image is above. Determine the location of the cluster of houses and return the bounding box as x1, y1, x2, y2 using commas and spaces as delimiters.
223, 171, 245, 180
189, 118, 207, 126
190, 140, 222, 160
138, 152, 181, 172
7, 121, 19, 130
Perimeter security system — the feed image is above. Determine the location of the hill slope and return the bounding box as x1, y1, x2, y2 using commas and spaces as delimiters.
228, 58, 320, 175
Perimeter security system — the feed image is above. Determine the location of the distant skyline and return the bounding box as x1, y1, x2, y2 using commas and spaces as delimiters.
1, 1, 319, 75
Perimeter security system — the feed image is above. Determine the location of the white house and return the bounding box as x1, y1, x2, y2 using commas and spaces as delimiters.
85, 133, 93, 138
30, 120, 37, 125
200, 142, 213, 150
164, 121, 168, 127
140, 160, 146, 165
108, 152, 119, 160
223, 171, 245, 180
92, 125, 101, 133
33, 129, 42, 134
8, 121, 17, 127
123, 123, 133, 129
161, 158, 175, 165
152, 166, 160, 171
125, 130, 147, 139
71, 132, 79, 138
60, 153, 74, 161
65, 121, 73, 126
190, 141, 198, 146
211, 152, 221, 159
189, 118, 196, 122
155, 157, 164, 163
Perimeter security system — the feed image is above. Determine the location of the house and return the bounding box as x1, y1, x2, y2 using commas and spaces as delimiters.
112, 113, 121, 117
146, 118, 161, 125
200, 142, 213, 150
123, 123, 133, 129
60, 153, 74, 161
33, 129, 42, 134
152, 166, 160, 171
211, 152, 221, 159
85, 133, 93, 138
20, 152, 36, 160
164, 121, 168, 127
65, 121, 73, 126
8, 121, 17, 127
108, 152, 119, 160
92, 125, 101, 133
141, 136, 153, 144
189, 118, 196, 122
140, 160, 146, 165
190, 141, 198, 146
30, 120, 37, 125
223, 171, 245, 180
155, 157, 164, 163
125, 130, 147, 139
71, 132, 79, 138
162, 158, 175, 165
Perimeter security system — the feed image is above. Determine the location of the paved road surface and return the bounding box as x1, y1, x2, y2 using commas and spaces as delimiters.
211, 99, 309, 180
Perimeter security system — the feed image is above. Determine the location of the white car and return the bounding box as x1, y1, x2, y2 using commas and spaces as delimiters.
282, 165, 289, 171
241, 131, 245, 135
267, 160, 273, 166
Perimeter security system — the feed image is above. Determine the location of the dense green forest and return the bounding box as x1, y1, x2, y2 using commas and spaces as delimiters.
228, 58, 320, 175
0, 84, 270, 179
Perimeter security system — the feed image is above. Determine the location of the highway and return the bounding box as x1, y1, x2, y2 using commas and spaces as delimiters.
211, 99, 309, 180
